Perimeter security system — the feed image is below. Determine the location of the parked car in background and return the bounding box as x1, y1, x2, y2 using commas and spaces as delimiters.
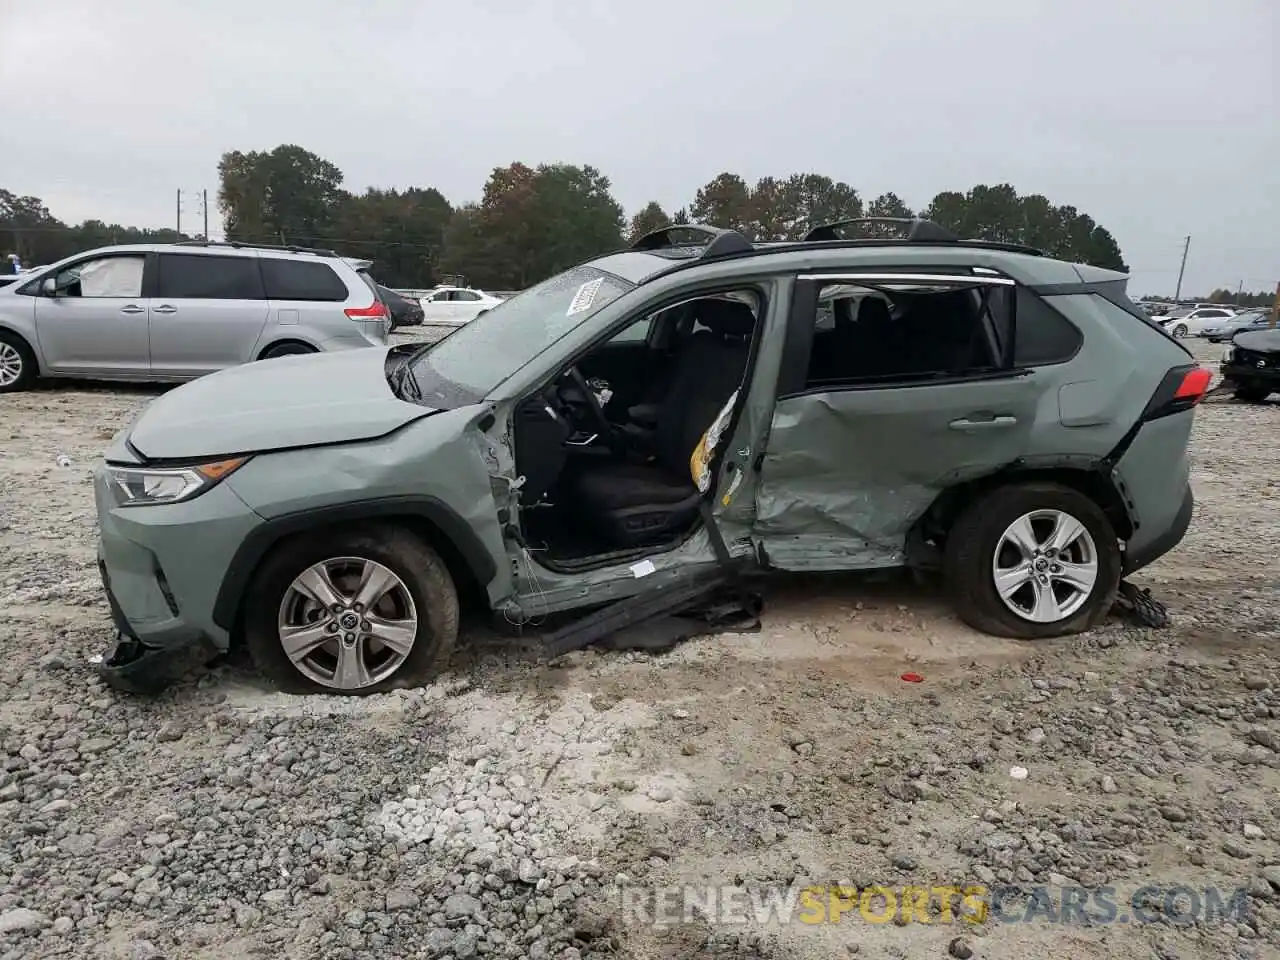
419, 285, 504, 325
377, 284, 424, 330
0, 241, 391, 393
1204, 309, 1273, 342
1161, 306, 1236, 338
1220, 326, 1280, 402
93, 218, 1204, 695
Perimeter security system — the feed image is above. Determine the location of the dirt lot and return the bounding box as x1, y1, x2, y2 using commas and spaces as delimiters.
1, 336, 1277, 960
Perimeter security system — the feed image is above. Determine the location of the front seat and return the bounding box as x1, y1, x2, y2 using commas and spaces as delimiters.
568, 299, 755, 549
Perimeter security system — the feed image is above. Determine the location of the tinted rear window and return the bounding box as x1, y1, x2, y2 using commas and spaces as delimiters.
1015, 288, 1082, 366
157, 254, 264, 300
261, 259, 350, 301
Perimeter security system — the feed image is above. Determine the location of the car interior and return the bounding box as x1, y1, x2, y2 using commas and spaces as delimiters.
805, 283, 1007, 387
512, 291, 760, 568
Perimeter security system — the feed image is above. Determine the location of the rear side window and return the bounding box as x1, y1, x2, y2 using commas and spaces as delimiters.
356, 270, 382, 303
157, 254, 263, 300
261, 259, 350, 301
1014, 288, 1082, 366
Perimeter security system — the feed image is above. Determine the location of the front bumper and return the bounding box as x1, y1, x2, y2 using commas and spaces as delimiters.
94, 464, 263, 690
1221, 361, 1280, 387
98, 558, 222, 693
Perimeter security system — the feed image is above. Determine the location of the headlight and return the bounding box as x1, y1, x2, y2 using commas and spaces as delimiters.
1223, 347, 1235, 363
107, 457, 248, 507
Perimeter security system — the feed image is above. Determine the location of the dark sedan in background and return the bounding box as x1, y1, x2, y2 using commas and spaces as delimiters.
377, 284, 424, 331
1203, 309, 1273, 342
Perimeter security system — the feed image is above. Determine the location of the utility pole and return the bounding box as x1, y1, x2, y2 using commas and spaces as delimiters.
202, 189, 209, 241
1271, 281, 1279, 329
1173, 235, 1190, 301
176, 188, 182, 236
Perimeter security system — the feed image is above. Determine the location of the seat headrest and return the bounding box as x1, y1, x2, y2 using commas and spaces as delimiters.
696, 298, 756, 338
856, 298, 892, 325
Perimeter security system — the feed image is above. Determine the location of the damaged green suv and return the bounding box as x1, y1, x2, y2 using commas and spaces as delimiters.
94, 219, 1206, 694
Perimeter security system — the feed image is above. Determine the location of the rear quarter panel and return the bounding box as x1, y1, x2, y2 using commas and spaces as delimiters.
1017, 293, 1186, 462
1035, 292, 1198, 561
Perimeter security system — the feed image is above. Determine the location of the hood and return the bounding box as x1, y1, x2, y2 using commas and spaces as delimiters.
1232, 327, 1280, 353
126, 347, 436, 461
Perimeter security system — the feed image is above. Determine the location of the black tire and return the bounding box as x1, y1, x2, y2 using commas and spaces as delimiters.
943, 482, 1121, 640
1171, 324, 1188, 338
243, 525, 459, 695
1234, 383, 1271, 403
260, 341, 317, 360
0, 329, 37, 393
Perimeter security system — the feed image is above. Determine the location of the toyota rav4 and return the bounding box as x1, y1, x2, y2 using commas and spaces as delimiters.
92, 218, 1206, 695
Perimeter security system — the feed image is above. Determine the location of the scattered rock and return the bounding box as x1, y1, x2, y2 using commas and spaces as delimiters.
0, 908, 47, 935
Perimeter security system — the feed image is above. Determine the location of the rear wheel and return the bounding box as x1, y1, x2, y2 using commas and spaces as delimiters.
0, 330, 36, 393
944, 483, 1121, 639
1234, 382, 1272, 403
260, 341, 317, 360
244, 526, 458, 694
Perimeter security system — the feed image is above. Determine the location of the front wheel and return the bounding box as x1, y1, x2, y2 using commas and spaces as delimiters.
1171, 324, 1188, 338
0, 330, 36, 393
244, 526, 458, 694
944, 483, 1121, 639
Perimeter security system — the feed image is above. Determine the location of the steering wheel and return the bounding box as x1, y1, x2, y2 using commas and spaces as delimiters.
566, 365, 615, 442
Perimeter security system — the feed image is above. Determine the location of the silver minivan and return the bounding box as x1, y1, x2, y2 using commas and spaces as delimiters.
0, 241, 391, 392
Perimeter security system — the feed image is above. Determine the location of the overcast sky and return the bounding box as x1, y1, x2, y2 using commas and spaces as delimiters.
2, 0, 1275, 297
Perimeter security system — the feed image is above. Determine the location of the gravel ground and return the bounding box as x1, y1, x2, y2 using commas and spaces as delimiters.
0, 335, 1277, 960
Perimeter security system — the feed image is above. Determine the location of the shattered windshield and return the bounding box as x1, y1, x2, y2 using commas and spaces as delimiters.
410, 265, 632, 398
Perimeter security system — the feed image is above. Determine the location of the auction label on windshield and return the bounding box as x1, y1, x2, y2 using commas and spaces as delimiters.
567, 277, 605, 316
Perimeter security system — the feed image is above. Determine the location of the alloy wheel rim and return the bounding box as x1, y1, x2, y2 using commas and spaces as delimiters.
992, 509, 1098, 624
0, 343, 22, 387
277, 556, 417, 690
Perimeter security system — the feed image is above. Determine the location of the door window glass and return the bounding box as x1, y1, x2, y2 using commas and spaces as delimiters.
803, 281, 1006, 388
54, 255, 145, 298
158, 254, 264, 299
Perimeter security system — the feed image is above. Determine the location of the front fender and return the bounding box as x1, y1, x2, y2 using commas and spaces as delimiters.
215, 408, 511, 627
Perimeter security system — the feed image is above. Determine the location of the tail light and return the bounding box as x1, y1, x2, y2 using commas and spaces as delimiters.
345, 301, 389, 321
1141, 364, 1213, 421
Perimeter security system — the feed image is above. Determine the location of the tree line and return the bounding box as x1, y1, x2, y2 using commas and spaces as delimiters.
5, 143, 1134, 290
1142, 289, 1278, 309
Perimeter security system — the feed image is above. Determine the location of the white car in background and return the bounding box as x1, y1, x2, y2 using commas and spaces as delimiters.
1160, 306, 1237, 339
418, 286, 503, 325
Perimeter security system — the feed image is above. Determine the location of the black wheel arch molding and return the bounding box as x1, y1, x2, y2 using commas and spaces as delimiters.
211, 495, 499, 632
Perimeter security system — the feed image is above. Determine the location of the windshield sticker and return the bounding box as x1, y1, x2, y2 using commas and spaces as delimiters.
566, 277, 605, 316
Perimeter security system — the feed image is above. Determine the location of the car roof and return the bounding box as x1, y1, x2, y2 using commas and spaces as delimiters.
583, 219, 1132, 290
589, 239, 1110, 289
30, 241, 364, 275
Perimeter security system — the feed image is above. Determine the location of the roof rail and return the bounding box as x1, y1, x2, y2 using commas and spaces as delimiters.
171, 239, 340, 258
631, 224, 754, 260
802, 217, 960, 243
802, 217, 1045, 255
